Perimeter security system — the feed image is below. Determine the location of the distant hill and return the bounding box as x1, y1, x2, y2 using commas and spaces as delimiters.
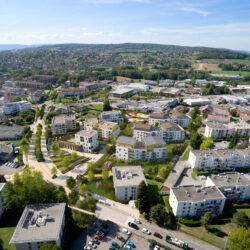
21, 43, 217, 53
0, 44, 41, 52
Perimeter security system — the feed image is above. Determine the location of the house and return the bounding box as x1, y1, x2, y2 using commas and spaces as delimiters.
188, 148, 250, 171
160, 122, 185, 143
112, 166, 147, 200
75, 130, 98, 153
169, 185, 226, 218
61, 88, 88, 97
30, 90, 43, 103
206, 173, 250, 202
207, 115, 231, 124
115, 136, 167, 162
99, 111, 123, 123
51, 115, 76, 136
32, 75, 58, 84
9, 203, 66, 250
98, 121, 120, 140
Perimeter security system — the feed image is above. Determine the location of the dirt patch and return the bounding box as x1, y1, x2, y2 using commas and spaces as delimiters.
196, 63, 221, 71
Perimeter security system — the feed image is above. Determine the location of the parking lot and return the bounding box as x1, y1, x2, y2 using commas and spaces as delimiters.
0, 162, 23, 175
85, 219, 159, 250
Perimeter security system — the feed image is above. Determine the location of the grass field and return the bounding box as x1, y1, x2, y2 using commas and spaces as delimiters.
211, 70, 250, 76
120, 52, 145, 57
0, 227, 15, 250
181, 149, 190, 161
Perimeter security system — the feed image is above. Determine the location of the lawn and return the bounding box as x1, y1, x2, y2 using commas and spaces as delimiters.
211, 70, 250, 76
120, 52, 145, 58
2, 140, 21, 147
51, 153, 89, 173
0, 227, 15, 250
85, 178, 115, 200
181, 149, 190, 161
80, 104, 103, 119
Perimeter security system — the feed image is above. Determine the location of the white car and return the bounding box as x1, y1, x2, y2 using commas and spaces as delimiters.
141, 228, 151, 235
122, 228, 131, 235
88, 242, 97, 248
134, 218, 141, 224
154, 245, 160, 250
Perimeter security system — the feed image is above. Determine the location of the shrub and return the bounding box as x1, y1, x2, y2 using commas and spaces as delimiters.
179, 218, 201, 227
193, 169, 209, 176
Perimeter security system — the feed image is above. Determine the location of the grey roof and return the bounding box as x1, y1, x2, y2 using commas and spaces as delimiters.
0, 125, 23, 139
134, 123, 152, 131
112, 166, 147, 187
149, 113, 166, 119
143, 136, 166, 146
161, 122, 181, 131
209, 173, 250, 187
10, 203, 66, 245
52, 115, 75, 124
171, 185, 225, 202
116, 136, 136, 146
111, 88, 134, 95
76, 130, 98, 137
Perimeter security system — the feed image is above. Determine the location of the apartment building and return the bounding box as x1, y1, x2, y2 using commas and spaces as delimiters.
83, 118, 99, 131
79, 80, 110, 90
15, 81, 46, 90
116, 136, 167, 162
206, 173, 250, 202
51, 115, 76, 136
98, 121, 120, 140
30, 90, 43, 103
61, 87, 88, 97
9, 203, 66, 250
112, 166, 147, 200
2, 101, 32, 115
149, 113, 168, 126
204, 121, 250, 139
133, 123, 159, 141
160, 122, 185, 143
189, 148, 250, 171
75, 130, 98, 153
169, 185, 226, 218
99, 111, 124, 123
32, 75, 58, 84
168, 112, 191, 129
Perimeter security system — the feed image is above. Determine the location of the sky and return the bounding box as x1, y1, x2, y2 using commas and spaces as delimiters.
0, 0, 250, 50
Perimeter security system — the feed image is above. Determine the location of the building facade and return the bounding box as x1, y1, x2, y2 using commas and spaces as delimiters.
98, 121, 120, 140
75, 130, 98, 153
3, 101, 32, 115
169, 185, 226, 218
99, 111, 124, 123
160, 122, 185, 142
51, 115, 76, 136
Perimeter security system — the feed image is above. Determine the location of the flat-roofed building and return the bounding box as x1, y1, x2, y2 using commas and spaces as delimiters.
184, 98, 211, 106
98, 121, 120, 140
112, 166, 147, 200
169, 185, 226, 218
83, 118, 99, 131
9, 203, 66, 250
99, 111, 123, 123
189, 148, 250, 171
15, 81, 46, 90
133, 123, 159, 141
160, 122, 185, 143
51, 115, 76, 136
149, 113, 168, 126
110, 88, 135, 98
206, 173, 250, 202
61, 88, 88, 97
0, 125, 23, 140
3, 101, 32, 115
75, 130, 98, 153
168, 112, 191, 129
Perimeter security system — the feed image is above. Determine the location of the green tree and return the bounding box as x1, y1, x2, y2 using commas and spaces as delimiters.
21, 144, 29, 162
87, 170, 95, 182
232, 211, 250, 229
103, 99, 112, 111
102, 169, 109, 180
228, 131, 238, 149
66, 176, 76, 190
230, 108, 237, 117
71, 209, 95, 228
71, 152, 78, 161
200, 140, 213, 149
150, 204, 168, 225
136, 181, 150, 217
190, 133, 203, 149
228, 227, 250, 250
58, 150, 64, 159
79, 183, 87, 195
76, 194, 96, 213
221, 99, 227, 104
201, 212, 212, 230
62, 157, 70, 169
40, 244, 62, 250
51, 142, 59, 153
158, 167, 167, 178
56, 186, 68, 203
68, 189, 79, 205
51, 166, 57, 176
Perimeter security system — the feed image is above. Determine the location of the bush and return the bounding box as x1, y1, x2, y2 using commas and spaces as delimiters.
179, 218, 201, 227
193, 169, 209, 176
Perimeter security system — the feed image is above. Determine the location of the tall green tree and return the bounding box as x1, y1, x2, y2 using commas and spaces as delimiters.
103, 99, 112, 111
136, 181, 150, 216
228, 227, 250, 250
232, 211, 250, 229
200, 140, 213, 149
201, 212, 212, 230
150, 204, 168, 225
66, 177, 76, 190
68, 189, 79, 205
51, 142, 59, 153
190, 133, 203, 149
76, 194, 96, 213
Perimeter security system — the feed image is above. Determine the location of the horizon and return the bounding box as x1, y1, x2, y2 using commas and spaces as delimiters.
0, 0, 250, 50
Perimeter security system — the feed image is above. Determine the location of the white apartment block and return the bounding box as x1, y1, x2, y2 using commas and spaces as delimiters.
99, 111, 124, 123
83, 118, 99, 131
98, 121, 120, 140
75, 130, 98, 153
160, 122, 185, 142
61, 87, 88, 97
51, 115, 76, 136
2, 101, 32, 115
206, 173, 250, 202
189, 149, 250, 171
116, 136, 167, 162
112, 166, 147, 200
149, 113, 168, 126
205, 122, 250, 139
10, 203, 66, 250
133, 123, 160, 141
169, 185, 226, 218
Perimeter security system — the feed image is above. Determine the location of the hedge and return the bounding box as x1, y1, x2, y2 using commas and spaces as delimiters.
145, 174, 165, 183
179, 218, 201, 227
193, 169, 209, 176
232, 201, 250, 209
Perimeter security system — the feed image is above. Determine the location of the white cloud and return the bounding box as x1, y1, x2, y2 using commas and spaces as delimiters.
180, 6, 211, 16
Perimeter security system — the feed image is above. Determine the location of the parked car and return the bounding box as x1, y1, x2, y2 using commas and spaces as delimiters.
153, 232, 163, 239
112, 241, 120, 249
142, 228, 151, 235
128, 222, 139, 230
148, 242, 154, 250
154, 245, 160, 250
93, 234, 100, 240
134, 218, 141, 224
122, 228, 131, 235
109, 247, 116, 250
127, 241, 135, 248
124, 244, 132, 249
88, 242, 97, 249
91, 238, 100, 244
117, 235, 125, 242
83, 246, 91, 250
